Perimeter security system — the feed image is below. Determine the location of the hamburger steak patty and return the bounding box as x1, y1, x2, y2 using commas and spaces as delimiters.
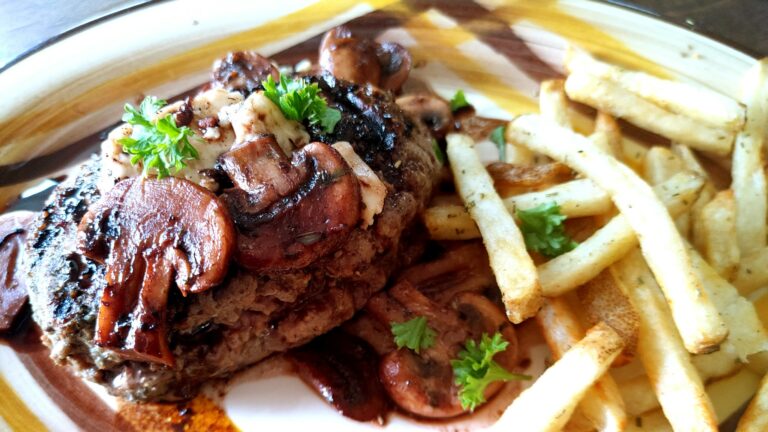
25, 73, 441, 401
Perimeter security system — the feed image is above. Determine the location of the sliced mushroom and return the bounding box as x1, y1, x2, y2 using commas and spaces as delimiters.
222, 142, 361, 271
376, 42, 412, 92
289, 330, 389, 422
319, 26, 412, 92
396, 94, 453, 139
487, 161, 574, 197
77, 177, 235, 365
0, 211, 36, 332
211, 51, 280, 95
218, 134, 304, 214
360, 274, 519, 418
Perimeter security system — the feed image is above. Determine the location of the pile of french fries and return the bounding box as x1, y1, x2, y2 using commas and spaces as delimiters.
429, 47, 768, 431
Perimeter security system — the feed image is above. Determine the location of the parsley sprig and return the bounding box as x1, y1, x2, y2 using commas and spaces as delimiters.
450, 89, 470, 112
118, 96, 198, 178
516, 201, 578, 257
262, 74, 341, 133
490, 125, 507, 162
451, 332, 531, 411
391, 316, 436, 354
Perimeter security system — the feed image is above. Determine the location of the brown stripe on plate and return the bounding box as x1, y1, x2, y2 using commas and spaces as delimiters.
403, 0, 562, 82
0, 8, 405, 189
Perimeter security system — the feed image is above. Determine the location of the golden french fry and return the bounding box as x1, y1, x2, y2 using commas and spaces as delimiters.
540, 79, 572, 128
643, 146, 686, 185
689, 247, 768, 361
506, 178, 612, 217
619, 135, 650, 174
697, 190, 740, 279
623, 409, 672, 432
708, 367, 761, 424
611, 250, 718, 431
564, 72, 734, 155
691, 344, 742, 382
422, 204, 480, 240
539, 171, 703, 297
691, 184, 717, 252
732, 59, 768, 256
536, 297, 627, 431
509, 114, 727, 353
446, 133, 541, 323
565, 48, 745, 131
424, 178, 614, 241
732, 248, 768, 295
494, 322, 625, 432
577, 270, 639, 367
671, 143, 709, 179
617, 374, 658, 417
737, 372, 768, 432
590, 111, 623, 158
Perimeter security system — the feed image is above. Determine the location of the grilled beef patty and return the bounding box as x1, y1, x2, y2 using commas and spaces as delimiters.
25, 73, 441, 401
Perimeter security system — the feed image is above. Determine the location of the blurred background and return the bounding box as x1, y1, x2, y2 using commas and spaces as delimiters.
1, 0, 766, 70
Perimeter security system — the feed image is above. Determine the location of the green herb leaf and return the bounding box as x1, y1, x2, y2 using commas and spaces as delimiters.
432, 139, 445, 165
391, 316, 437, 354
118, 96, 198, 179
451, 332, 531, 411
516, 201, 578, 257
262, 74, 341, 133
490, 125, 507, 162
450, 89, 470, 112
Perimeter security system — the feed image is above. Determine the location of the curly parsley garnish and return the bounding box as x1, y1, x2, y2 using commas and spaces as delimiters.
262, 74, 341, 133
432, 139, 445, 165
451, 332, 531, 411
391, 316, 436, 354
490, 125, 507, 162
450, 89, 470, 112
516, 201, 578, 257
118, 96, 198, 179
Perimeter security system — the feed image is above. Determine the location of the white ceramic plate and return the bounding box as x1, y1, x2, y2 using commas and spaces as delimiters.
0, 1, 758, 430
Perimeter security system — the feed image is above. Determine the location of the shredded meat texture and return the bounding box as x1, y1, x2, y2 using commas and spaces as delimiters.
25, 61, 440, 401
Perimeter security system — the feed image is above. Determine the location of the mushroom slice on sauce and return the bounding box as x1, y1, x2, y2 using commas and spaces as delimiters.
0, 211, 36, 332
211, 51, 280, 95
223, 142, 361, 271
77, 177, 235, 365
396, 94, 453, 139
319, 26, 412, 92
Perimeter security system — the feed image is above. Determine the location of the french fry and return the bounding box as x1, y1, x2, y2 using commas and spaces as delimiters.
618, 374, 658, 416
539, 171, 703, 298
577, 270, 639, 366
564, 72, 735, 155
689, 247, 768, 361
671, 143, 709, 178
536, 298, 627, 431
737, 372, 768, 432
446, 133, 541, 323
620, 135, 650, 173
623, 409, 672, 432
732, 247, 768, 295
494, 322, 624, 432
708, 367, 761, 423
507, 178, 612, 218
732, 59, 768, 256
422, 204, 480, 240
691, 185, 717, 253
697, 190, 740, 279
691, 344, 742, 382
424, 179, 613, 241
509, 114, 727, 353
643, 146, 686, 185
591, 112, 623, 158
564, 48, 745, 131
540, 80, 572, 128
611, 250, 718, 431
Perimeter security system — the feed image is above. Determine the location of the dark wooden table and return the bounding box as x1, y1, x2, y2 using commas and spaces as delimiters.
1, 0, 766, 70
